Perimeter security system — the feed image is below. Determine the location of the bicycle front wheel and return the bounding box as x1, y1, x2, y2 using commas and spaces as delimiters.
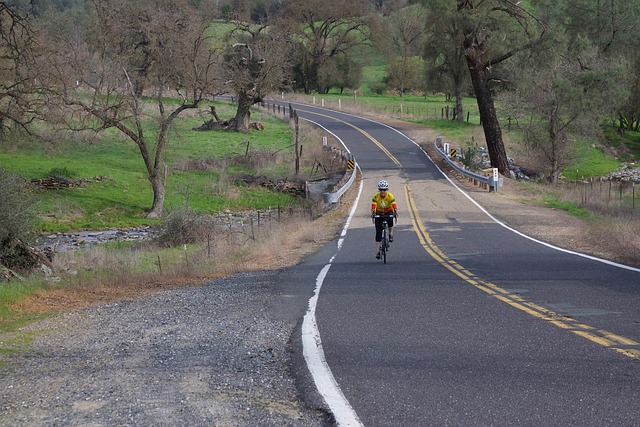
381, 231, 387, 264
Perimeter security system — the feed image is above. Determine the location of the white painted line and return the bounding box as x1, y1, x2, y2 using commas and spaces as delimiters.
338, 173, 363, 250
301, 117, 352, 154
302, 172, 365, 426
302, 264, 363, 426
412, 141, 640, 274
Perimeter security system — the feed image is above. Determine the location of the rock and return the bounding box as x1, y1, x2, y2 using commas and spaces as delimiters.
606, 163, 640, 182
0, 239, 53, 279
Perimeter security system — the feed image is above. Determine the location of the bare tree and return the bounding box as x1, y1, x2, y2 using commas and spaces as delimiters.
383, 4, 428, 96
36, 0, 221, 218
223, 22, 290, 132
285, 0, 370, 94
0, 2, 40, 136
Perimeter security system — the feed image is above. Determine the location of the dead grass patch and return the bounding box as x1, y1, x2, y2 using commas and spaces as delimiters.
11, 178, 358, 315
582, 217, 640, 265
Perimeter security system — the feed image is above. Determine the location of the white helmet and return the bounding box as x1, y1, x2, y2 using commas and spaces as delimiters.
378, 180, 389, 190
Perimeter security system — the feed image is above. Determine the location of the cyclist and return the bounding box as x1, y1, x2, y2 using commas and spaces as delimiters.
371, 180, 398, 259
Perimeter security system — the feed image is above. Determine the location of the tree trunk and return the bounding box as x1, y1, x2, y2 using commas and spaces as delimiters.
147, 167, 166, 219
454, 74, 464, 122
465, 54, 510, 175
210, 106, 221, 123
234, 93, 252, 133
548, 116, 560, 184
137, 129, 169, 219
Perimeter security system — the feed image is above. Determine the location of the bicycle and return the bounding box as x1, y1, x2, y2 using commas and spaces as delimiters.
374, 213, 395, 264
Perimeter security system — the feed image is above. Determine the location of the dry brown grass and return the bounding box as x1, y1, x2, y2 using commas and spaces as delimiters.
12, 178, 358, 314
523, 179, 640, 265
581, 218, 640, 266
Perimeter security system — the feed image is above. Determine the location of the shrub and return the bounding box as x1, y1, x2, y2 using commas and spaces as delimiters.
461, 143, 478, 170
156, 208, 216, 247
45, 167, 77, 179
0, 168, 36, 268
369, 82, 387, 95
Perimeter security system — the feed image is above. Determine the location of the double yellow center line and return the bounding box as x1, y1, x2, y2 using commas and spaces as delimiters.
405, 184, 640, 360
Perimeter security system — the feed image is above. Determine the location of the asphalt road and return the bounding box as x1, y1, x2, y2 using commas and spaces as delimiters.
290, 102, 640, 426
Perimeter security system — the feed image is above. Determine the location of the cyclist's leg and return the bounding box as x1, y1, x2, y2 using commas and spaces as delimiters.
387, 216, 394, 242
374, 217, 383, 258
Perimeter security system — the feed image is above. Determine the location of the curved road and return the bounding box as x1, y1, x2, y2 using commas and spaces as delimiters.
287, 102, 640, 426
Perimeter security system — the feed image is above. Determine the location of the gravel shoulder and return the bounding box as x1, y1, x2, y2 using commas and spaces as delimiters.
1, 272, 332, 426
1, 118, 637, 427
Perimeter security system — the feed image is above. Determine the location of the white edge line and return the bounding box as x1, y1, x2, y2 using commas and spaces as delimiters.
300, 116, 362, 251
301, 117, 352, 154
412, 141, 640, 274
302, 264, 363, 427
301, 158, 365, 426
338, 169, 363, 250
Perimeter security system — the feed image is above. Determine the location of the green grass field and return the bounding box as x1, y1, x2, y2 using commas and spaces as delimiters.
299, 85, 635, 181
0, 101, 299, 232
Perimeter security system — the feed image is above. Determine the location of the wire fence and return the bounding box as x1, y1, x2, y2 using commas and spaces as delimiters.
569, 178, 637, 215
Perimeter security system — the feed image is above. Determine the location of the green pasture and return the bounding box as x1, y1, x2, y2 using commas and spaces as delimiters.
301, 89, 482, 125
1, 90, 635, 234
0, 101, 298, 232
603, 126, 640, 163
565, 145, 622, 181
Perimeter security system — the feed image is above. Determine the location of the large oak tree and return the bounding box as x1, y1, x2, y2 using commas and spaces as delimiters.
223, 22, 290, 132
457, 0, 546, 175
0, 2, 40, 136
423, 0, 545, 175
36, 0, 221, 218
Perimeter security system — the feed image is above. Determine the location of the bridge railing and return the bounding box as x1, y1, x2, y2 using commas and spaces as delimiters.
323, 155, 357, 204
258, 100, 357, 205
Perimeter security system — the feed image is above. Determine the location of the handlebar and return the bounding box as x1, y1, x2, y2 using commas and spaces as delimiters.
372, 213, 397, 224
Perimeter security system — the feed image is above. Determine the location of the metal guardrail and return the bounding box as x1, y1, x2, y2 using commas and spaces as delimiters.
323, 155, 357, 204
433, 136, 501, 192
